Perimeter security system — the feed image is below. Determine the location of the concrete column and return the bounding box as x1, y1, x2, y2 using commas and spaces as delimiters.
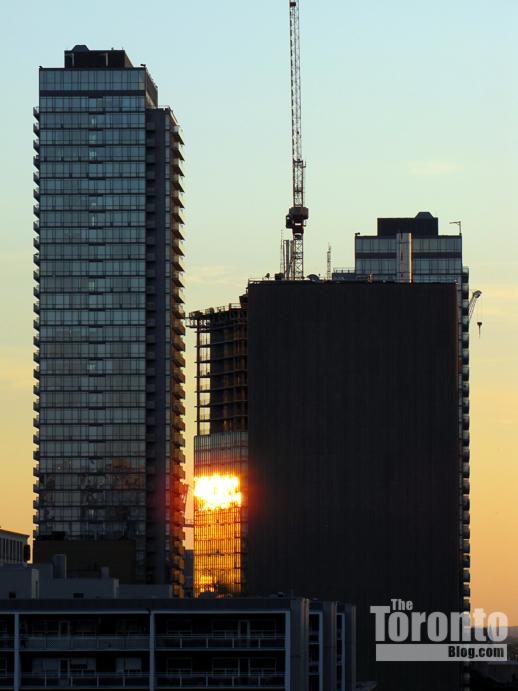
149, 610, 156, 691
14, 613, 20, 691
285, 611, 291, 690
322, 602, 337, 691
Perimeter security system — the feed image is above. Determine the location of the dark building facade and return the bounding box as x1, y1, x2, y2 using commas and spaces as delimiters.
244, 280, 462, 691
334, 211, 471, 629
33, 46, 186, 590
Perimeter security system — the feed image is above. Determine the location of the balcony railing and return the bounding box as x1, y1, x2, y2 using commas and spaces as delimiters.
156, 633, 285, 650
5, 672, 286, 689
18, 673, 149, 689
157, 673, 285, 688
21, 634, 149, 651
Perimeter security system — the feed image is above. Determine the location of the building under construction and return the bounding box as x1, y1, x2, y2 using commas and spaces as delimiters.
189, 297, 248, 596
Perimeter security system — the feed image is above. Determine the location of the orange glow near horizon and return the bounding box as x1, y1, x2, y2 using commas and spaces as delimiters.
193, 474, 242, 511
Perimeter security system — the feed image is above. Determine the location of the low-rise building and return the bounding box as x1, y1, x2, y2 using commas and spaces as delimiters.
0, 595, 357, 691
0, 530, 29, 566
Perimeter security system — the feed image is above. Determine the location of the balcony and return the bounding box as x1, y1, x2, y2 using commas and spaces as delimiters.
7, 672, 287, 690
33, 154, 40, 167
156, 673, 285, 688
33, 204, 40, 217
172, 173, 184, 191
19, 673, 149, 689
33, 121, 40, 136
172, 125, 184, 143
172, 160, 184, 176
33, 106, 39, 119
33, 318, 40, 331
33, 171, 40, 184
173, 208, 184, 224
0, 635, 13, 652
33, 138, 40, 152
21, 634, 149, 651
173, 320, 186, 336
33, 237, 40, 250
33, 188, 40, 201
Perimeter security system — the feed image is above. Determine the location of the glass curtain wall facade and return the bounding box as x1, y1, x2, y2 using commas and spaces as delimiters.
33, 47, 186, 590
189, 300, 248, 595
334, 211, 471, 620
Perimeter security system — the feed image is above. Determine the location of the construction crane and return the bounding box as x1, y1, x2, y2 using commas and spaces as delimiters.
282, 0, 308, 280
468, 289, 482, 335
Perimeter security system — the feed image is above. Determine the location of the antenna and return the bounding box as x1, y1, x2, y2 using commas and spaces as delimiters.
327, 245, 332, 280
449, 220, 462, 235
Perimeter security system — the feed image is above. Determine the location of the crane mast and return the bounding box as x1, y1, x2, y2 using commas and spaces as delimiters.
283, 0, 308, 280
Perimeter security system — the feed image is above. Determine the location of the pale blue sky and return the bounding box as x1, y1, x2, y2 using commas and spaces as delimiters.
0, 0, 517, 618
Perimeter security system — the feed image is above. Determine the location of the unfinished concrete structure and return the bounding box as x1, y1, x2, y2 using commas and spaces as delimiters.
189, 298, 248, 596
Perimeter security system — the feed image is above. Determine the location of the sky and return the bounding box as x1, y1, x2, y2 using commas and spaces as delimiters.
0, 0, 517, 621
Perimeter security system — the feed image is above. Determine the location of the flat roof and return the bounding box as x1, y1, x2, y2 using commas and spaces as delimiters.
0, 597, 347, 613
0, 528, 29, 540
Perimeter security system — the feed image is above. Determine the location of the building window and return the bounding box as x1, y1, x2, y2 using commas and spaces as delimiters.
116, 657, 142, 674
166, 657, 192, 674
212, 658, 239, 675
250, 658, 277, 674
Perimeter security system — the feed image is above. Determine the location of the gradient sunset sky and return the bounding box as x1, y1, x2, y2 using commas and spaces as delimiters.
0, 0, 516, 621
